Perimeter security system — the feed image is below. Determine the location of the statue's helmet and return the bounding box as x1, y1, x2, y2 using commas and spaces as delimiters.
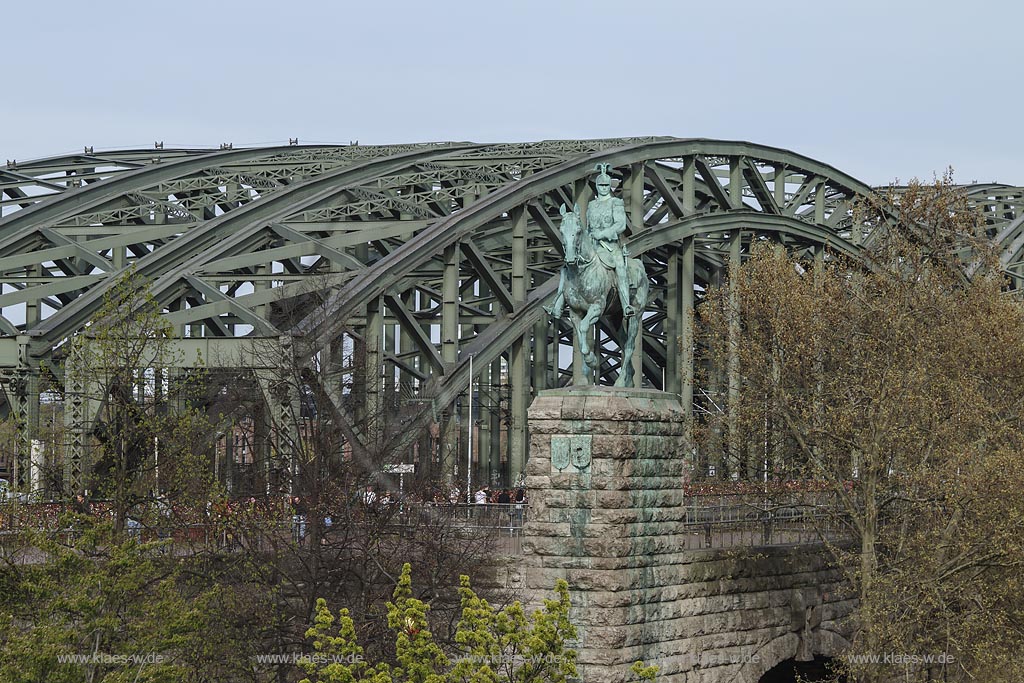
593, 163, 613, 187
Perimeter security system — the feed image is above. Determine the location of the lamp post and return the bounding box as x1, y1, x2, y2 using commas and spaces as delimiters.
466, 354, 473, 505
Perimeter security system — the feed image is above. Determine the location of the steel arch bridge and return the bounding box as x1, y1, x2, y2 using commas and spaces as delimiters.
1, 138, 1021, 493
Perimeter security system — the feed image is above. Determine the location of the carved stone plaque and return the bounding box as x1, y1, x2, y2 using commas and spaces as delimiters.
570, 434, 592, 470
551, 436, 571, 471
551, 435, 591, 472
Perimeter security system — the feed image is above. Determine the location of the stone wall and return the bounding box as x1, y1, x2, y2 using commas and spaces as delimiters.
521, 386, 854, 683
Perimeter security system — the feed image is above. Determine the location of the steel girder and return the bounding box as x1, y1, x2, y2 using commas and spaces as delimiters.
295, 139, 882, 345
882, 183, 1024, 286
2, 136, 1016, 489
965, 185, 1024, 285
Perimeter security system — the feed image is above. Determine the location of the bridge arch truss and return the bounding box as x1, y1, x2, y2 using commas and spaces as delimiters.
1, 138, 1010, 492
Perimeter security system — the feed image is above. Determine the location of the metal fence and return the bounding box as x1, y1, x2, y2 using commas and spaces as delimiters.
399, 495, 845, 553
390, 502, 528, 554
676, 491, 848, 549
0, 500, 533, 559
1, 492, 845, 560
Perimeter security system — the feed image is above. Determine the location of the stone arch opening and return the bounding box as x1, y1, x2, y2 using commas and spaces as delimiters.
737, 630, 853, 683
758, 656, 845, 682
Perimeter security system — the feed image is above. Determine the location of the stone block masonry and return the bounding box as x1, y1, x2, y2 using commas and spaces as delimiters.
521, 386, 853, 683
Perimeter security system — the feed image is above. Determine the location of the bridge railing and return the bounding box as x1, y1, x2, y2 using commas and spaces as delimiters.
678, 490, 849, 550
0, 500, 532, 559
390, 502, 528, 554
1, 491, 847, 558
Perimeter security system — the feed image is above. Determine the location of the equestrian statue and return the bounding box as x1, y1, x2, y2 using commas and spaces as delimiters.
544, 164, 649, 387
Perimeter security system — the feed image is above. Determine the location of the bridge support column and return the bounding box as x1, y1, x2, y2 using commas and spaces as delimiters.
680, 235, 695, 427
509, 206, 528, 485
14, 373, 39, 491
255, 337, 301, 495
63, 338, 102, 495
488, 357, 502, 487
531, 247, 549, 393
10, 336, 39, 493
441, 243, 460, 484
727, 230, 744, 477
364, 296, 384, 451
523, 387, 688, 683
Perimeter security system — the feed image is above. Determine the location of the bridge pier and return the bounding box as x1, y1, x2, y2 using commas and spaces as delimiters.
523, 386, 687, 681
522, 386, 854, 683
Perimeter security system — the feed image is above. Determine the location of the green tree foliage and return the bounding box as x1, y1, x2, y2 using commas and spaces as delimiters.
699, 175, 1024, 681
0, 517, 262, 682
299, 563, 578, 683
68, 267, 218, 530
630, 661, 658, 682
0, 269, 267, 682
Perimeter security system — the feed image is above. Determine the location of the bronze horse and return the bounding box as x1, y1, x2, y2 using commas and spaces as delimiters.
551, 203, 649, 387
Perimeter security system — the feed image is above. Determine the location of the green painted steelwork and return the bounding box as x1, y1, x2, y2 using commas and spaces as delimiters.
0, 137, 1016, 492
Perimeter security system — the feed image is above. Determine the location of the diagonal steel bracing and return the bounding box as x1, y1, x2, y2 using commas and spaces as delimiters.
2, 136, 1012, 495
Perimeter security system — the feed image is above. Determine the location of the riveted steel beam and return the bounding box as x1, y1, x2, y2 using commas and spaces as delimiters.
294, 139, 881, 356
0, 147, 298, 237
425, 210, 865, 411
28, 144, 483, 349
0, 137, 934, 496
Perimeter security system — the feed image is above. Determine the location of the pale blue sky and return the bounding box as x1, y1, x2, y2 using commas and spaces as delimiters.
2, 0, 1020, 186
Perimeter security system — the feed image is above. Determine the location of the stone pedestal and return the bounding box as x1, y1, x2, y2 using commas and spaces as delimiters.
523, 386, 688, 683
